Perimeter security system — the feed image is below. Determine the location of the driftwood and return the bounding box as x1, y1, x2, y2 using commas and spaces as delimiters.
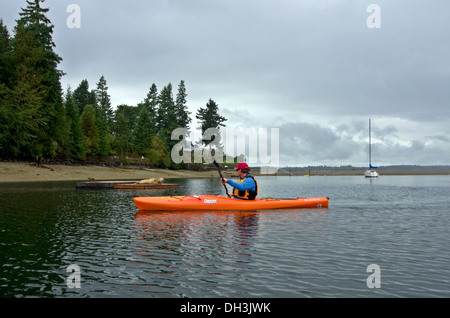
137, 177, 164, 184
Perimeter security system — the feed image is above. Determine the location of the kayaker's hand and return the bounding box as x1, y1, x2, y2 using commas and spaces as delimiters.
221, 178, 228, 184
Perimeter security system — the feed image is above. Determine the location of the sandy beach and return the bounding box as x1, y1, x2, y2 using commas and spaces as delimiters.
1, 161, 449, 183
0, 162, 222, 183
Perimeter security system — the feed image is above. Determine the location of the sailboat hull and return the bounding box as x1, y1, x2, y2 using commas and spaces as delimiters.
364, 170, 379, 178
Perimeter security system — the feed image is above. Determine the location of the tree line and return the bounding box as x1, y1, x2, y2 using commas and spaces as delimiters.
0, 0, 228, 169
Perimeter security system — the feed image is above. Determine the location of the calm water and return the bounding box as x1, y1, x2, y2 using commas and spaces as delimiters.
0, 175, 449, 298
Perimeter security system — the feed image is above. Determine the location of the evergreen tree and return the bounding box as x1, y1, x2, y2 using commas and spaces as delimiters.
95, 75, 113, 125
142, 83, 158, 125
64, 87, 85, 160
112, 104, 139, 159
133, 107, 154, 156
113, 107, 131, 163
16, 0, 65, 158
53, 94, 71, 158
0, 19, 13, 87
94, 75, 112, 158
144, 135, 171, 168
18, 0, 56, 51
0, 101, 6, 155
137, 83, 158, 137
196, 98, 227, 144
81, 104, 100, 158
157, 83, 177, 143
0, 19, 12, 154
73, 79, 95, 114
195, 99, 227, 163
175, 80, 191, 133
156, 83, 182, 167
115, 104, 139, 133
97, 119, 112, 158
0, 23, 48, 158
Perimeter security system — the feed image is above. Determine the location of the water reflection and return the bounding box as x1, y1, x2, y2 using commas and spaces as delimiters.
132, 210, 263, 296
133, 210, 260, 258
131, 209, 331, 297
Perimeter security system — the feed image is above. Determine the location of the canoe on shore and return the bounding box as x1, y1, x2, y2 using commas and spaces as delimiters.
133, 195, 329, 211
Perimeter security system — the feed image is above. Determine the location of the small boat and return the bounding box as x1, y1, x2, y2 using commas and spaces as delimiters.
364, 168, 379, 178
133, 195, 329, 211
365, 119, 379, 178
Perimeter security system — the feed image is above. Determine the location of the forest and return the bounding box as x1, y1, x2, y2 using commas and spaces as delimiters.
0, 0, 229, 169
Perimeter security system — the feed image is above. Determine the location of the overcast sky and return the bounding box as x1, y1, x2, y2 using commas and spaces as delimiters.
2, 0, 449, 167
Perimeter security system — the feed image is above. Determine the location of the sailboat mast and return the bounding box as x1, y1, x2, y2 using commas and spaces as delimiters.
365, 118, 378, 177
369, 119, 372, 167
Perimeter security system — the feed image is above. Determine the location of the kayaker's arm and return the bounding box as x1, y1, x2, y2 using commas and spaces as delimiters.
220, 178, 231, 197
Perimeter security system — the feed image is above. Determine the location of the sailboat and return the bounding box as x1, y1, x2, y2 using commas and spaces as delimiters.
364, 119, 379, 178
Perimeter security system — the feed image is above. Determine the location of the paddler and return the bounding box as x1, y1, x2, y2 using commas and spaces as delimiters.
221, 162, 258, 200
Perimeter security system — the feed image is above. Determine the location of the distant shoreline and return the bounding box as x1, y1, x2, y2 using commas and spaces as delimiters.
1, 161, 449, 183
270, 168, 450, 176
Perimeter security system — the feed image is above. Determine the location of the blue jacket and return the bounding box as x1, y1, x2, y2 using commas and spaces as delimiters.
227, 174, 258, 199
227, 175, 256, 192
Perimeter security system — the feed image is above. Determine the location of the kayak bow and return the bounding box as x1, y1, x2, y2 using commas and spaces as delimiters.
133, 195, 328, 211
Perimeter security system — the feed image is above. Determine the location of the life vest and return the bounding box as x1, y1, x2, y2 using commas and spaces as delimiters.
232, 175, 258, 200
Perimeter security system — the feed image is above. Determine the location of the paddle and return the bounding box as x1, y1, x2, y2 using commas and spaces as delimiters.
213, 160, 230, 197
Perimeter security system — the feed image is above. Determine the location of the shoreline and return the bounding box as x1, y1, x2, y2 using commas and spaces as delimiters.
1, 162, 449, 183
0, 162, 222, 183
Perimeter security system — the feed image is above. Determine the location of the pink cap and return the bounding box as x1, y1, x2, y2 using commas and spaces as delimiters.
234, 162, 250, 172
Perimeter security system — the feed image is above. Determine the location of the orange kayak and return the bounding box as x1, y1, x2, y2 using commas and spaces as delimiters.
133, 195, 328, 211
